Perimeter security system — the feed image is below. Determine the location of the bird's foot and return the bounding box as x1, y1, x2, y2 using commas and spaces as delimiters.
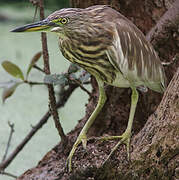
101, 130, 131, 165
66, 133, 87, 172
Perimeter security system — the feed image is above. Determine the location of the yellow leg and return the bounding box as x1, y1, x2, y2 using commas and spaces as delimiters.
67, 78, 107, 172
104, 87, 139, 163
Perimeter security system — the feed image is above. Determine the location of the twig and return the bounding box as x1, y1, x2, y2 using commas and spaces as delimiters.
0, 83, 77, 171
33, 5, 39, 22
24, 80, 45, 86
33, 64, 45, 73
0, 112, 50, 171
39, 0, 67, 144
29, 0, 40, 22
68, 76, 91, 96
0, 171, 17, 178
2, 122, 14, 162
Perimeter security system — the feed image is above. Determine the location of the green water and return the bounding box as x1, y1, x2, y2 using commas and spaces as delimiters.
0, 5, 90, 179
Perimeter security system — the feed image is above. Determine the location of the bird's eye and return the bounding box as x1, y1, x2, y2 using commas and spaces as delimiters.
61, 17, 68, 24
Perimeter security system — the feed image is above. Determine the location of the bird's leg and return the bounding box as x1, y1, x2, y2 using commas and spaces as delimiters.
103, 87, 139, 163
67, 79, 107, 172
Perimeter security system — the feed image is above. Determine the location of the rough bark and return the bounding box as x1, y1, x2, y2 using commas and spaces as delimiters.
17, 0, 179, 179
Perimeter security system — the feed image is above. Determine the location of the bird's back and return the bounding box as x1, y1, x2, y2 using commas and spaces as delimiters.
101, 6, 166, 93
59, 5, 166, 93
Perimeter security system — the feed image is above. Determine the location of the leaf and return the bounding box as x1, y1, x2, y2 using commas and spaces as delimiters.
0, 80, 21, 103
44, 74, 68, 86
2, 61, 24, 80
26, 51, 42, 79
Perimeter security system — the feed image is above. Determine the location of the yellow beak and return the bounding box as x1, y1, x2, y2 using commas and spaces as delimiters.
11, 20, 55, 32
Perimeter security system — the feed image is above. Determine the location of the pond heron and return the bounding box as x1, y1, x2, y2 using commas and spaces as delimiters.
11, 5, 166, 171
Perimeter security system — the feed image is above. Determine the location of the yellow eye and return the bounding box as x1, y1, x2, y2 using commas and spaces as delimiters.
61, 18, 68, 24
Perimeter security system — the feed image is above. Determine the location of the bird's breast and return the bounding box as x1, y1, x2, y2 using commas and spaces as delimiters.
60, 43, 131, 88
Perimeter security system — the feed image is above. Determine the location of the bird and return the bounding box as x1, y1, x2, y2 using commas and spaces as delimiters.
11, 5, 166, 172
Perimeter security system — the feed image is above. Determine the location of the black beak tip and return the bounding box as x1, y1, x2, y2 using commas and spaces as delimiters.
10, 29, 16, 32
10, 20, 52, 33
10, 27, 25, 32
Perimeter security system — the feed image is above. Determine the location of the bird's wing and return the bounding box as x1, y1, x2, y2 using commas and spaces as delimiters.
106, 20, 166, 92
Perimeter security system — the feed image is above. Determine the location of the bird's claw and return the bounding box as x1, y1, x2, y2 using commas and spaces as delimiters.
102, 130, 131, 165
66, 156, 72, 172
66, 133, 87, 172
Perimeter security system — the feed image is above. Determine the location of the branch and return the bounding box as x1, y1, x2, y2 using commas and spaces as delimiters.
67, 76, 92, 96
0, 171, 17, 179
1, 122, 14, 162
0, 112, 50, 171
33, 64, 45, 73
24, 80, 45, 86
39, 0, 67, 144
146, 0, 179, 45
0, 83, 78, 171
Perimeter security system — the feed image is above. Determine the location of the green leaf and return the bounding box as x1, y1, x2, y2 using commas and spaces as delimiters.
0, 80, 21, 103
26, 51, 42, 79
2, 61, 24, 80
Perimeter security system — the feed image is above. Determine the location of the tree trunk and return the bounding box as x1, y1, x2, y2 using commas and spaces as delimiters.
17, 0, 179, 179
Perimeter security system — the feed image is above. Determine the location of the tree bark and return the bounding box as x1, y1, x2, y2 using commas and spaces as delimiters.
17, 0, 179, 179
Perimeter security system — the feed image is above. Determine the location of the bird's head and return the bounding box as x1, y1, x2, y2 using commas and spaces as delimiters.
11, 8, 81, 35
11, 6, 112, 41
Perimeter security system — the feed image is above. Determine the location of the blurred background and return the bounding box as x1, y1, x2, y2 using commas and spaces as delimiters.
0, 1, 90, 179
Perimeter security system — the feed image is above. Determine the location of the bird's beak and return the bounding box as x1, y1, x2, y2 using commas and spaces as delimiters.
11, 20, 55, 32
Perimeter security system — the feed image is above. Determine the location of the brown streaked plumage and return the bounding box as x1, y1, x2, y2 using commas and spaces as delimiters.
11, 5, 166, 171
